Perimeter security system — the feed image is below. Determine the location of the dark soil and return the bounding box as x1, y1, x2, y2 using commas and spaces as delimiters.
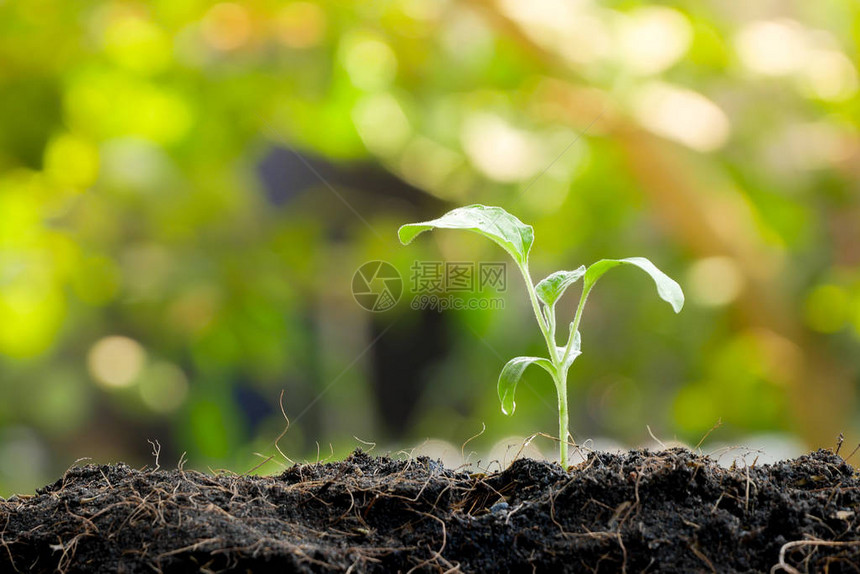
2, 448, 860, 573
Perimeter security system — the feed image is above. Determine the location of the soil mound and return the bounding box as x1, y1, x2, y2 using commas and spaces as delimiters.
2, 448, 859, 572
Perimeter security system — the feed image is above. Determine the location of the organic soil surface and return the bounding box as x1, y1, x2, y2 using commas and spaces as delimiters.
2, 448, 860, 573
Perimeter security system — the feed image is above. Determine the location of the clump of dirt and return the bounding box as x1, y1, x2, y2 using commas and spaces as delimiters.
2, 448, 859, 573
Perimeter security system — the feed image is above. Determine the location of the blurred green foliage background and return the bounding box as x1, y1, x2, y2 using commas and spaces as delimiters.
1, 0, 859, 495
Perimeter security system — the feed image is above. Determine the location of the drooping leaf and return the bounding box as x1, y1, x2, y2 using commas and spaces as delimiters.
583, 257, 684, 313
398, 205, 534, 266
497, 356, 554, 416
536, 266, 587, 309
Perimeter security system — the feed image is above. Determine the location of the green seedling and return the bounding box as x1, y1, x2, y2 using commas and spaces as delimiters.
398, 205, 684, 468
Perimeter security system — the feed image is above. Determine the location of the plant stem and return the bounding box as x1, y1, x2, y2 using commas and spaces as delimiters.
555, 284, 594, 468
518, 264, 583, 468
570, 286, 592, 336
517, 264, 559, 364
561, 284, 593, 367
555, 369, 569, 468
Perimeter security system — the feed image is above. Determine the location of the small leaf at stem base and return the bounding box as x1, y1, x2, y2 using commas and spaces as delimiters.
559, 329, 582, 371
536, 267, 587, 309
497, 356, 554, 415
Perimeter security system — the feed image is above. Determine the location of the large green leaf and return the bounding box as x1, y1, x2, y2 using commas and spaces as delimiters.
398, 205, 534, 266
536, 266, 586, 309
583, 257, 684, 313
497, 356, 554, 416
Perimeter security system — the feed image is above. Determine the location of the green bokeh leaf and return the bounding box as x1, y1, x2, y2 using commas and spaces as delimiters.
398, 204, 534, 266
536, 266, 586, 309
584, 257, 684, 313
497, 356, 553, 416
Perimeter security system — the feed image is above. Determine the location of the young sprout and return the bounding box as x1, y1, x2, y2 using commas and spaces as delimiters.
399, 205, 684, 468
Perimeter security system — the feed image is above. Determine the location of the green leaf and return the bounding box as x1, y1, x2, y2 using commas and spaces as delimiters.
559, 329, 582, 371
536, 266, 587, 309
398, 204, 534, 266
497, 356, 554, 416
583, 257, 684, 313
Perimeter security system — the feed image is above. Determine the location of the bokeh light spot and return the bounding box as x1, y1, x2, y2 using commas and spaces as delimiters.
0, 176, 42, 246
801, 49, 859, 102
399, 136, 463, 194
633, 82, 730, 152
340, 33, 398, 91
102, 15, 171, 75
65, 70, 193, 145
735, 20, 807, 77
43, 133, 100, 189
275, 2, 327, 49
352, 93, 411, 156
461, 113, 544, 182
617, 7, 692, 75
202, 3, 252, 51
0, 280, 65, 358
100, 138, 173, 190
88, 336, 146, 389
804, 284, 849, 333
139, 362, 190, 413
687, 256, 744, 307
